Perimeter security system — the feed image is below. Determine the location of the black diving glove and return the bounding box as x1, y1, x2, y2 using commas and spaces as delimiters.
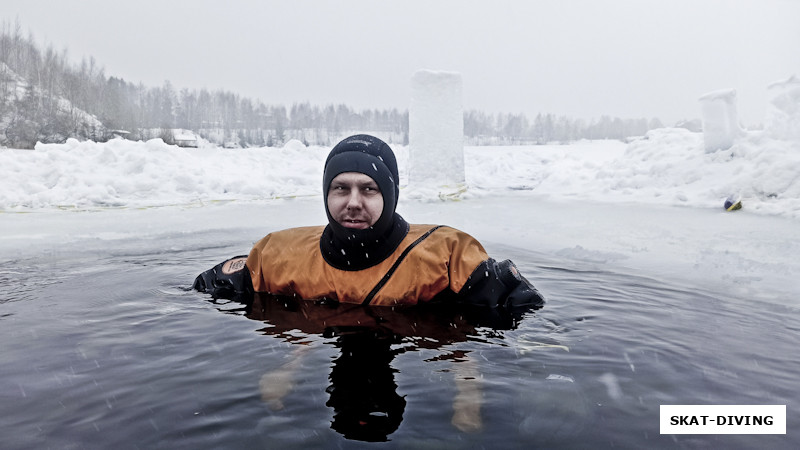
193, 255, 252, 299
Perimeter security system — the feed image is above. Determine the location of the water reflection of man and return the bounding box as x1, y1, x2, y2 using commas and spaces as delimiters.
326, 329, 406, 442
194, 134, 544, 309
235, 294, 533, 441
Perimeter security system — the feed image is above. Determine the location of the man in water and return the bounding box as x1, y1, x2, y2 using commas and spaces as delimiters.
194, 134, 544, 308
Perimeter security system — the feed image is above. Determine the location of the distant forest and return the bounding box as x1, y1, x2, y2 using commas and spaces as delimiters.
1, 21, 665, 149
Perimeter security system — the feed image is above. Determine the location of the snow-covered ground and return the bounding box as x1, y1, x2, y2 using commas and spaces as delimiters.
2, 128, 798, 216
1, 129, 798, 303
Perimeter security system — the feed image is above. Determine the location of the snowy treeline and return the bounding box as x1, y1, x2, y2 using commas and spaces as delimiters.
465, 110, 664, 145
0, 22, 410, 148
1, 21, 665, 149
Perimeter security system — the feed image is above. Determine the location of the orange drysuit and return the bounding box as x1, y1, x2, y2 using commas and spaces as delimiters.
246, 224, 488, 306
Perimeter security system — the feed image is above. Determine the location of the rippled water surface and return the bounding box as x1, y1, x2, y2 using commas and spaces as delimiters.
1, 233, 797, 449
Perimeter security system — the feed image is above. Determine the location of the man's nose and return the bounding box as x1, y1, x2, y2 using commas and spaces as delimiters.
346, 191, 363, 209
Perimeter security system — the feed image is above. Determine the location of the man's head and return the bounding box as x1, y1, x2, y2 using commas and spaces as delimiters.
323, 135, 400, 235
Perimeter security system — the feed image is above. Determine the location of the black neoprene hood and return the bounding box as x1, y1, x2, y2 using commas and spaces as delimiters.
320, 135, 408, 271
322, 135, 400, 237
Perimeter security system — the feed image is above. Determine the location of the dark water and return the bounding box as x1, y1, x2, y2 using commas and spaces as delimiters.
1, 234, 797, 449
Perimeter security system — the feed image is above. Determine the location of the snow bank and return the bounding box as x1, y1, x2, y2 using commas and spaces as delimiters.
537, 128, 800, 217
462, 129, 800, 218
0, 138, 328, 209
1, 130, 799, 218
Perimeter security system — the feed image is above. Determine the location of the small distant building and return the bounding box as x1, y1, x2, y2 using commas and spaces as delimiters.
674, 119, 702, 133
107, 130, 131, 140
174, 129, 199, 148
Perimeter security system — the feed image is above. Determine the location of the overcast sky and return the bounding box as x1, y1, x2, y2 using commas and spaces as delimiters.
4, 0, 799, 125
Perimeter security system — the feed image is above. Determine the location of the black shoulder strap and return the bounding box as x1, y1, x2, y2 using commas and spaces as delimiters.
362, 226, 444, 305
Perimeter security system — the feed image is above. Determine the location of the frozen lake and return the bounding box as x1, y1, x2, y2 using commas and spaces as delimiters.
1, 194, 798, 448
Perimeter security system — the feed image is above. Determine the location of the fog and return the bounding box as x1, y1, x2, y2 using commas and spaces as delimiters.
6, 0, 799, 125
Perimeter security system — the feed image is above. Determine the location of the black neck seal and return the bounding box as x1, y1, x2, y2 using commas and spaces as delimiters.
320, 135, 408, 271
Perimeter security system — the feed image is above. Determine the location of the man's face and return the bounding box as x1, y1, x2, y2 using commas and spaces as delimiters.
327, 172, 384, 230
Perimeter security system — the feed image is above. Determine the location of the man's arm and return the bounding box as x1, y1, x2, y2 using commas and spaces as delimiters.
193, 256, 253, 299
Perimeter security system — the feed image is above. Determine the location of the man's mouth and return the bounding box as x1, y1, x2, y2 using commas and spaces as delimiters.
342, 218, 368, 229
